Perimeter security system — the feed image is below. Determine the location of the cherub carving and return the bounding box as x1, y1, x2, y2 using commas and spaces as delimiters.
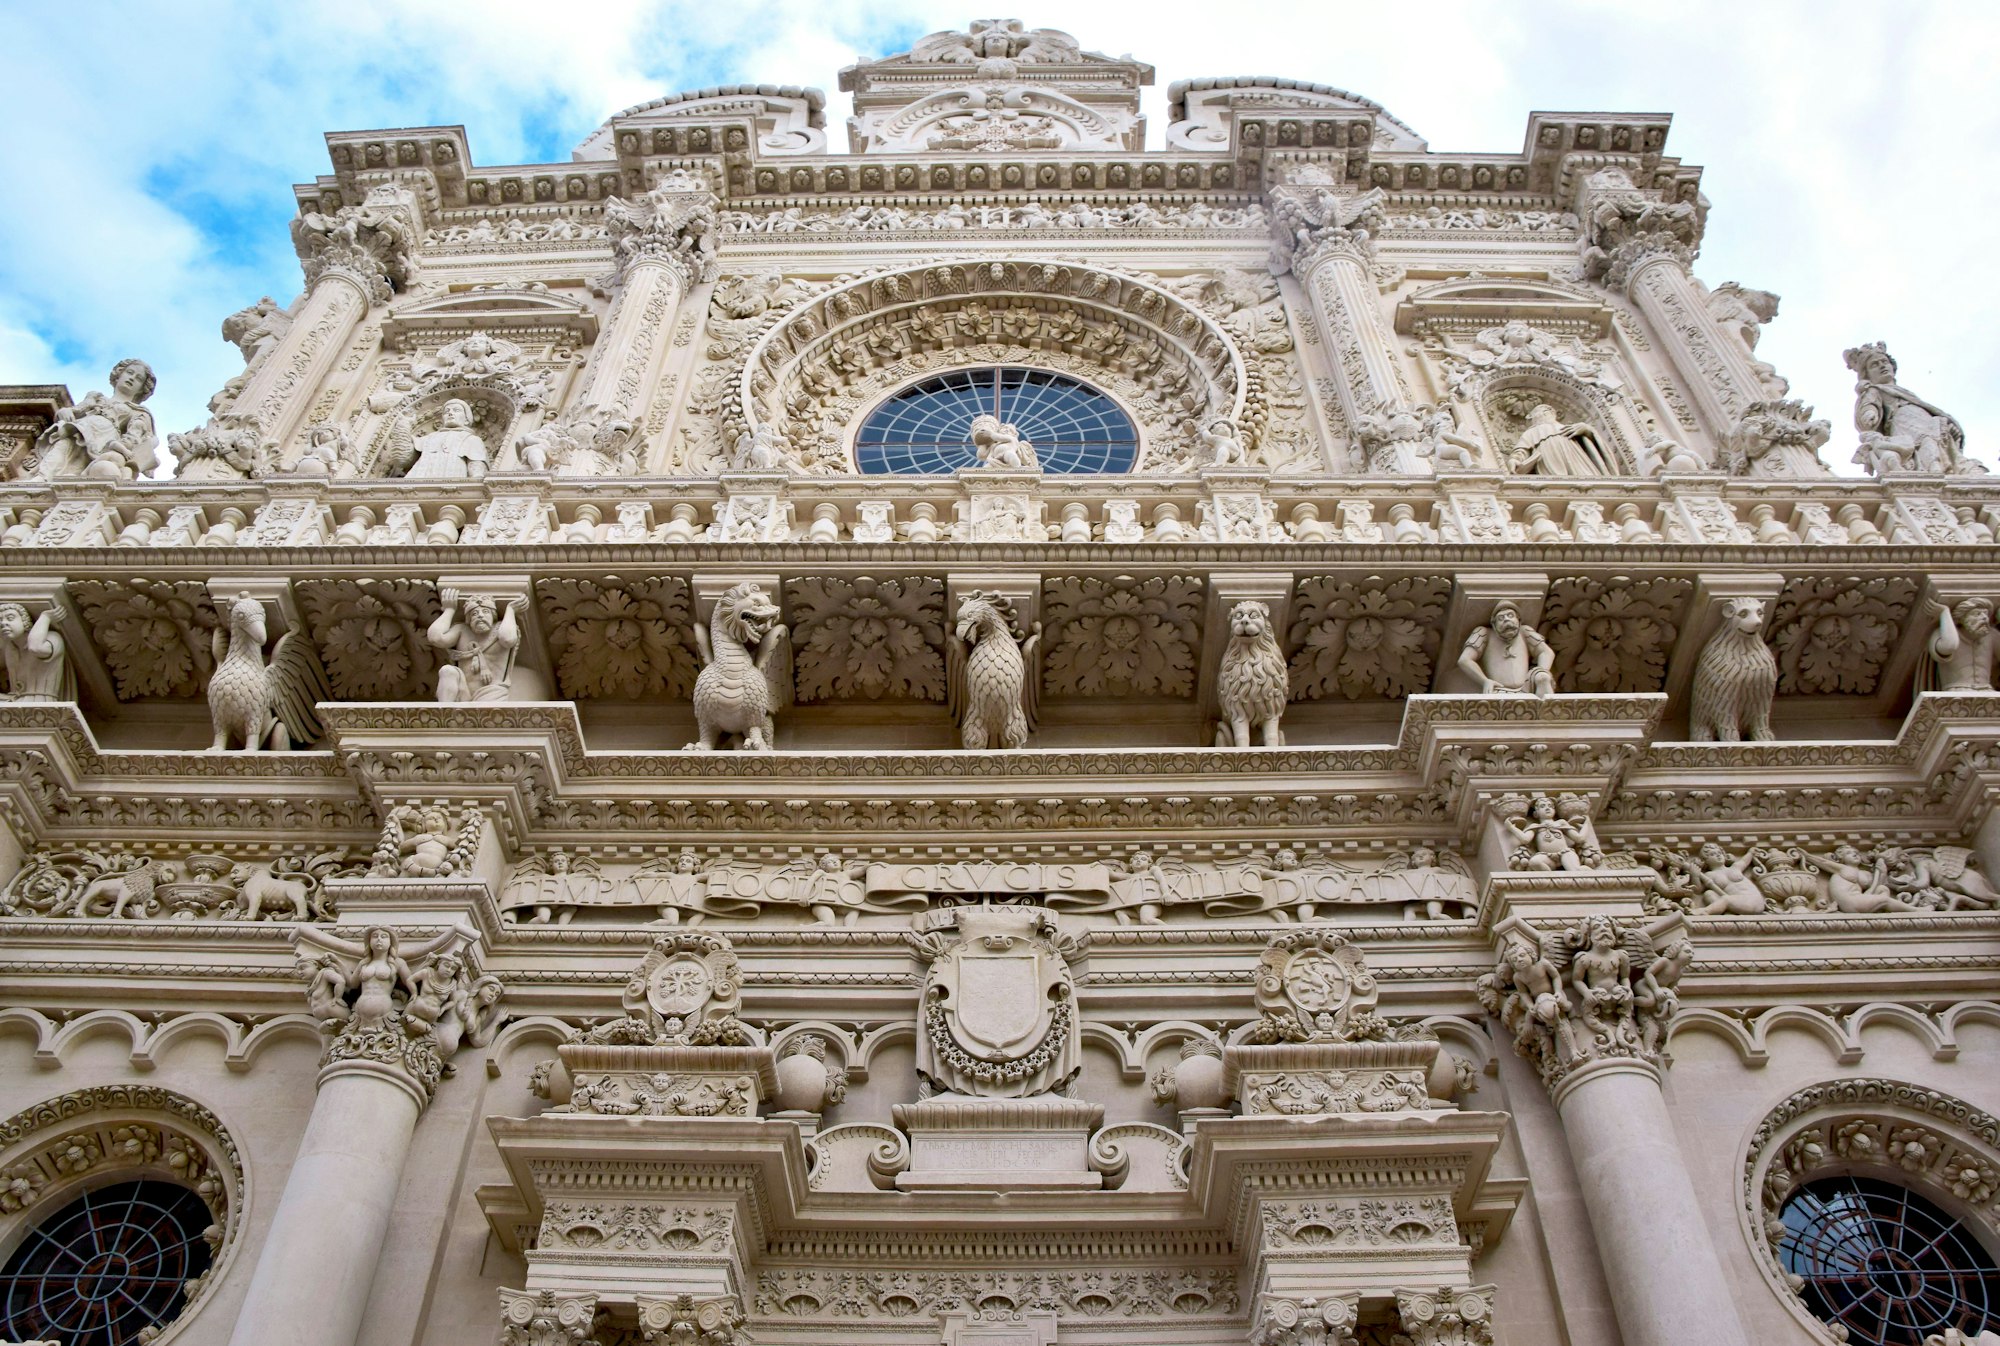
1479, 929, 1577, 1061
294, 925, 462, 1032
1801, 845, 1916, 913
969, 415, 1038, 470
1502, 794, 1596, 872
1201, 416, 1248, 467
730, 422, 787, 472
34, 359, 158, 480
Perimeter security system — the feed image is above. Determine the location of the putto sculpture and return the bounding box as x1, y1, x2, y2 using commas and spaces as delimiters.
1214, 598, 1288, 746
370, 804, 482, 879
1457, 600, 1555, 697
1689, 596, 1777, 742
0, 603, 70, 702
206, 591, 329, 751
946, 590, 1039, 750
689, 582, 791, 751
427, 588, 525, 703
295, 923, 503, 1098
1846, 341, 1975, 476
969, 414, 1038, 470
32, 359, 159, 480
1501, 793, 1599, 872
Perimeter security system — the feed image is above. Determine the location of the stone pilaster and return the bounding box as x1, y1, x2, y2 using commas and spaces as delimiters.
1476, 872, 1750, 1346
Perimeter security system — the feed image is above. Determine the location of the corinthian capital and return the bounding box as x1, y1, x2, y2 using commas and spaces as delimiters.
1269, 179, 1383, 275
1576, 166, 1702, 290
290, 184, 419, 304
1393, 1285, 1497, 1346
635, 1293, 746, 1345
603, 168, 718, 289
1250, 1292, 1358, 1346
295, 922, 505, 1107
1474, 911, 1691, 1095
498, 1288, 596, 1346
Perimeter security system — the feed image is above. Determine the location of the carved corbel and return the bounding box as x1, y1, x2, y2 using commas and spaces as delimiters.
1433, 574, 1549, 694
0, 577, 104, 709
1657, 571, 1784, 729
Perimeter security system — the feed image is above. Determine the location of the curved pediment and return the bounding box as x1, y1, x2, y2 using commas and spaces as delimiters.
574, 87, 828, 158
1166, 77, 1427, 153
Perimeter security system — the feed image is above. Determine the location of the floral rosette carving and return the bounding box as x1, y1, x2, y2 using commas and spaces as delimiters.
1042, 574, 1204, 698
537, 576, 696, 700
1286, 575, 1449, 701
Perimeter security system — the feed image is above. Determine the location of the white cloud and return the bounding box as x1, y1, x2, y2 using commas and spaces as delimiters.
4, 0, 1995, 469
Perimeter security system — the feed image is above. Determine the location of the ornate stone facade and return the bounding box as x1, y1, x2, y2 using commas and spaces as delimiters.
0, 20, 1995, 1346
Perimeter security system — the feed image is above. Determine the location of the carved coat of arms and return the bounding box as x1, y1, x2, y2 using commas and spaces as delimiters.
907, 904, 1081, 1099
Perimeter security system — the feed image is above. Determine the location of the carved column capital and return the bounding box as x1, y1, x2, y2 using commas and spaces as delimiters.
1269, 183, 1382, 276
604, 175, 719, 292
290, 186, 419, 306
498, 1287, 597, 1346
1600, 232, 1694, 292
1250, 1291, 1359, 1346
634, 1292, 746, 1345
1393, 1284, 1497, 1346
1475, 910, 1690, 1099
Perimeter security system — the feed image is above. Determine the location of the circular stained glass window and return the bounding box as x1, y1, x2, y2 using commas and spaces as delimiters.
1779, 1174, 2000, 1344
0, 1180, 215, 1346
855, 368, 1138, 475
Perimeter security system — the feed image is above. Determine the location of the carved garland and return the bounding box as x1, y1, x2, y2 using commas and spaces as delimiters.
0, 1086, 246, 1344
922, 996, 1073, 1086
741, 261, 1245, 474
1739, 1076, 2000, 1340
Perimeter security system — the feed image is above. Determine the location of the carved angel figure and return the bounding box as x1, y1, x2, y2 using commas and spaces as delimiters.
969, 414, 1038, 470
1801, 845, 1916, 914
1214, 599, 1287, 747
427, 588, 524, 703
1457, 601, 1556, 697
1508, 403, 1613, 477
1845, 342, 1975, 475
33, 359, 158, 480
292, 422, 359, 478
688, 582, 791, 751
1201, 416, 1248, 467
371, 804, 478, 878
1479, 930, 1577, 1061
946, 590, 1039, 750
207, 592, 329, 751
730, 422, 787, 472
0, 603, 71, 702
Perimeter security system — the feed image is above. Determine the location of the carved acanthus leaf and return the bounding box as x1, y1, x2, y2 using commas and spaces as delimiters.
1542, 576, 1693, 693
1041, 575, 1205, 698
536, 576, 696, 700
70, 579, 217, 700
1286, 576, 1449, 701
786, 576, 945, 703
295, 578, 443, 701
1768, 576, 1918, 696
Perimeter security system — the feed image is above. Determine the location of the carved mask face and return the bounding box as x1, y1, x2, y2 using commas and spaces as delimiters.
1410, 847, 1437, 869
465, 601, 496, 634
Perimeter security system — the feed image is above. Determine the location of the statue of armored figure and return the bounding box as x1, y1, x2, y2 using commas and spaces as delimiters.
1458, 601, 1556, 696
32, 359, 158, 479
0, 603, 70, 701
428, 588, 525, 702
1846, 342, 1977, 475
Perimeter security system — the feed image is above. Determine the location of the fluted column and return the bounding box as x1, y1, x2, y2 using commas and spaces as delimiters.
1617, 248, 1764, 437
230, 184, 422, 461
1477, 899, 1749, 1346
1271, 183, 1406, 464
226, 923, 502, 1346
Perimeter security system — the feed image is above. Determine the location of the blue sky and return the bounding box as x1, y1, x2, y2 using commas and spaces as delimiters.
3, 0, 1996, 471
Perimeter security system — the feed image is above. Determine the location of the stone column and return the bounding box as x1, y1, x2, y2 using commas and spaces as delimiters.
1270, 181, 1406, 463
233, 184, 423, 460
226, 920, 501, 1346
1477, 880, 1750, 1346
571, 177, 714, 436
1618, 249, 1766, 440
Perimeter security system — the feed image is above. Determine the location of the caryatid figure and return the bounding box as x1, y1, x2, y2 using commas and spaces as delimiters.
1457, 600, 1556, 697
0, 603, 69, 701
428, 588, 525, 702
1930, 598, 1998, 692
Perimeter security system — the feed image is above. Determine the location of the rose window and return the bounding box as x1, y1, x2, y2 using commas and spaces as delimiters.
0, 1178, 215, 1346
855, 367, 1138, 475
1779, 1174, 2000, 1344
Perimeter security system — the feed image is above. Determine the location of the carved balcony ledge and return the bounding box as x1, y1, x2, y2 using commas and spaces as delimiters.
0, 469, 1996, 554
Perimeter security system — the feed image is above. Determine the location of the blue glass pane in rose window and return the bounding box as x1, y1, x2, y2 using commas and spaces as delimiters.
855, 368, 1138, 475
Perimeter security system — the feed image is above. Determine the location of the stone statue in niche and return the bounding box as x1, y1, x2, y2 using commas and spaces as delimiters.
1214, 599, 1288, 747
0, 603, 70, 702
1508, 403, 1613, 476
947, 590, 1039, 750
1929, 598, 1998, 691
1689, 596, 1777, 742
1501, 792, 1599, 872
1845, 341, 1976, 475
970, 415, 1039, 470
689, 582, 791, 751
32, 359, 158, 480
428, 588, 525, 702
1457, 601, 1556, 697
398, 399, 490, 479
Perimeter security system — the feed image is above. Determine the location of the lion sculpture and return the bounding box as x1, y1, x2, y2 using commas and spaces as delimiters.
1690, 596, 1777, 742
1215, 599, 1288, 748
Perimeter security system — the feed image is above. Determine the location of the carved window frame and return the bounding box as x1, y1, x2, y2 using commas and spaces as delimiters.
1740, 1077, 2000, 1343
0, 1086, 245, 1346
